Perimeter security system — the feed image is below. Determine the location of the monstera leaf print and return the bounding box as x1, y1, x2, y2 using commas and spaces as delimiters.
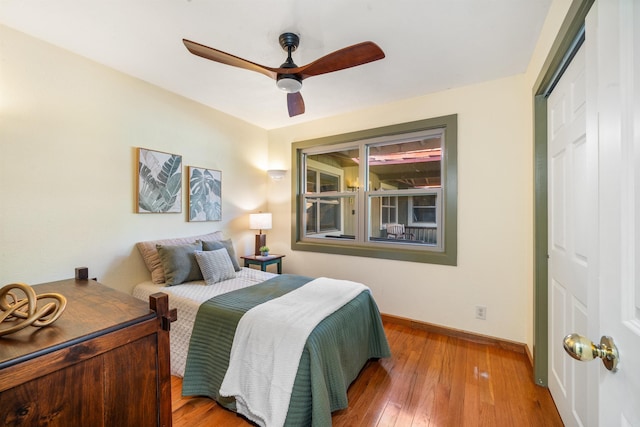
137, 149, 182, 213
188, 167, 221, 221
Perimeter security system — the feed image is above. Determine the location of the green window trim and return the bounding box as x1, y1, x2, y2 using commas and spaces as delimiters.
290, 115, 458, 266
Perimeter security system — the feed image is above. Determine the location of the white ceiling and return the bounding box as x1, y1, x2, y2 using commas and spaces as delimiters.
0, 0, 552, 130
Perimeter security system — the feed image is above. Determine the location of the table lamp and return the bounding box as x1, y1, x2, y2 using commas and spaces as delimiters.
249, 213, 272, 255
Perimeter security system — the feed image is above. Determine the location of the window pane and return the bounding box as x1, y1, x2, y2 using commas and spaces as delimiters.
306, 170, 317, 193
303, 195, 357, 239
306, 148, 359, 193
412, 195, 436, 206
413, 207, 436, 223
368, 136, 441, 190
306, 201, 317, 233
380, 196, 397, 225
381, 206, 396, 224
409, 194, 437, 225
319, 199, 340, 231
368, 193, 439, 245
320, 173, 340, 192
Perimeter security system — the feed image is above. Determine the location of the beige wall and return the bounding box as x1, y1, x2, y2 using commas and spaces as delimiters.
267, 74, 533, 344
0, 0, 572, 350
520, 0, 574, 355
265, 0, 574, 350
0, 25, 269, 294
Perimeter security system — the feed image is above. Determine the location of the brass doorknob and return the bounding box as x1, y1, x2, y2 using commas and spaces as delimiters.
563, 333, 619, 372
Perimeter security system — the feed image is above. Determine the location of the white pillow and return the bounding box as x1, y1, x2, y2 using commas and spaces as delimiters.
195, 249, 236, 285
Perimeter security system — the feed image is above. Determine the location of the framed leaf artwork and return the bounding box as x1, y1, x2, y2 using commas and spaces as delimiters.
136, 148, 182, 213
188, 166, 222, 221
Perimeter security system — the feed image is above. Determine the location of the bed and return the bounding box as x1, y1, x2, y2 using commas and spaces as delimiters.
133, 231, 391, 427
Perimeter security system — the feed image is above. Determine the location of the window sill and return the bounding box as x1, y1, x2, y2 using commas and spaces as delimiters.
291, 239, 456, 266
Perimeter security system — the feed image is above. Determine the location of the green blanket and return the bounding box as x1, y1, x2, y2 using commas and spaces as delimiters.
182, 274, 391, 426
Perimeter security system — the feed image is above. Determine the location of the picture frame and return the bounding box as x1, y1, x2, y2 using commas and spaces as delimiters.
188, 166, 222, 222
136, 147, 182, 213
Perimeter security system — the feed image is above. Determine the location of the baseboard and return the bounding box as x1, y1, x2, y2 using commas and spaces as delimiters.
381, 313, 528, 356
525, 343, 534, 366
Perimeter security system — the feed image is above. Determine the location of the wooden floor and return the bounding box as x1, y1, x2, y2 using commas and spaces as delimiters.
171, 321, 563, 426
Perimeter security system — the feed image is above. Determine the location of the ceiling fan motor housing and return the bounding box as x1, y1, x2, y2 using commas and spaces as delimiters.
279, 32, 299, 52
276, 32, 302, 92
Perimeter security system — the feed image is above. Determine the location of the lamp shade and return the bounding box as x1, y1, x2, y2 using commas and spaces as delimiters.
249, 213, 272, 231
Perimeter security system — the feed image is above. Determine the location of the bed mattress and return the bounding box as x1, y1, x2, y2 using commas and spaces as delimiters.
132, 267, 276, 376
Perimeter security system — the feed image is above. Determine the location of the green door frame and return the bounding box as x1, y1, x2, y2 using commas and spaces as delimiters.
532, 0, 594, 386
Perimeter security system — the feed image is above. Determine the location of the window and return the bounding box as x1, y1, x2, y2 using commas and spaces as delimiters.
292, 115, 457, 265
380, 196, 398, 227
409, 195, 437, 226
305, 167, 342, 234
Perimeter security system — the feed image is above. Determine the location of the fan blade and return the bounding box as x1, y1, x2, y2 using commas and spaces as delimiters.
295, 41, 385, 79
287, 92, 305, 117
183, 39, 279, 80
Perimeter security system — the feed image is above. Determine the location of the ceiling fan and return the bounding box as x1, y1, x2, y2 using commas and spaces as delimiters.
182, 33, 385, 117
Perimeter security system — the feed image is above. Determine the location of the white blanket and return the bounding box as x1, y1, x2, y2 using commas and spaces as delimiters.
218, 277, 368, 427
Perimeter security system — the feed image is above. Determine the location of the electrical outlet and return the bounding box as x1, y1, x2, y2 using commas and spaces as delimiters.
475, 305, 487, 320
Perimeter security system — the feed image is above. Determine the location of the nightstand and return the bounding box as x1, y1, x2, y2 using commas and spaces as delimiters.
241, 254, 285, 274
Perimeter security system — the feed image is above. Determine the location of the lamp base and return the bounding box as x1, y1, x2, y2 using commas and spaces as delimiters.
254, 234, 266, 256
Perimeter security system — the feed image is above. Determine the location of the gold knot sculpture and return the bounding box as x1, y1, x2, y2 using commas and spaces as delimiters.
0, 283, 67, 337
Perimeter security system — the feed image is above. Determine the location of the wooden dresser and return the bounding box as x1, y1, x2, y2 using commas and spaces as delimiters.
0, 277, 175, 426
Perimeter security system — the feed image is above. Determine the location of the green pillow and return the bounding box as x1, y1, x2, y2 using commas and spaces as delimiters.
201, 239, 241, 272
156, 241, 203, 286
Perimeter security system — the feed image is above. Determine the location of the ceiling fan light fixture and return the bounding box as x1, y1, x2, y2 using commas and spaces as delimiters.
276, 75, 302, 93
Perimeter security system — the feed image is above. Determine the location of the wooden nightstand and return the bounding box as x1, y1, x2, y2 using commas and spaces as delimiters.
241, 254, 285, 274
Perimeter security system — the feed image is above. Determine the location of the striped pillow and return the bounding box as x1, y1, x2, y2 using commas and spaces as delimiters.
195, 249, 236, 285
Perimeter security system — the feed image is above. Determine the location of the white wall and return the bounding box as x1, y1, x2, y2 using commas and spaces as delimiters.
0, 25, 269, 294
